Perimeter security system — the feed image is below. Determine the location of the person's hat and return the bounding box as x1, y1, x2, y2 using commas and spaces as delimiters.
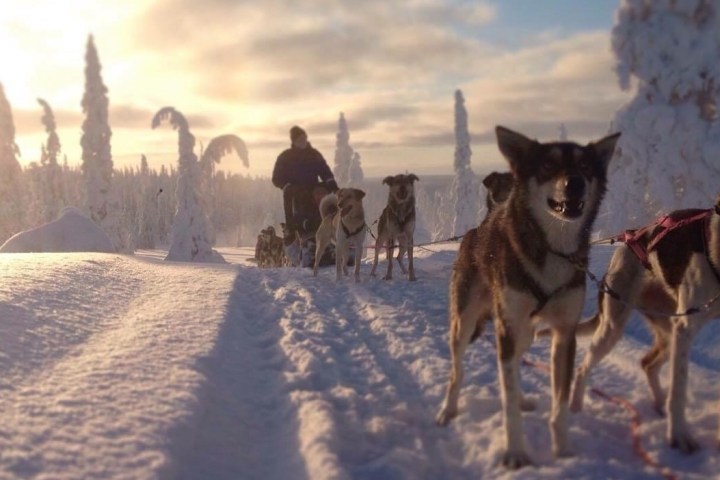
290, 125, 307, 142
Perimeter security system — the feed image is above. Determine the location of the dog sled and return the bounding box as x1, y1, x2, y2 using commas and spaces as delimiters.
256, 181, 349, 268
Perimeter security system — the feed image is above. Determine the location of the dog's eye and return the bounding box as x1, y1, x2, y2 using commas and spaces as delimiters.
577, 158, 593, 175
540, 160, 557, 174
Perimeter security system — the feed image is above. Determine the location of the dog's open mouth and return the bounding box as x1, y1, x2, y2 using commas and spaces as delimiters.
547, 198, 585, 218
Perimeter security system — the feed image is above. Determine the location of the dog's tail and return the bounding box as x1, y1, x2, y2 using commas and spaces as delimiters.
319, 193, 338, 219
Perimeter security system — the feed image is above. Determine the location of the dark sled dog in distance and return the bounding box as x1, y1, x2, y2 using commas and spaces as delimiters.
435, 126, 620, 469
370, 173, 420, 281
565, 196, 720, 454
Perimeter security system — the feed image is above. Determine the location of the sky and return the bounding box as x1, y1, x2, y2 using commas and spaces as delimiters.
1, 0, 632, 179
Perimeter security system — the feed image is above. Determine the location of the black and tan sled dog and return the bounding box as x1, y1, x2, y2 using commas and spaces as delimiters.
568, 197, 720, 455
435, 126, 620, 469
370, 173, 420, 281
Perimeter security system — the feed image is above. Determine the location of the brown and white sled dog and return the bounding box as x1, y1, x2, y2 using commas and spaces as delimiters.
435, 126, 620, 469
370, 173, 419, 281
568, 198, 720, 454
314, 188, 367, 282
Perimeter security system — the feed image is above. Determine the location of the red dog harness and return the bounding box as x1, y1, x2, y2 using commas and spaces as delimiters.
612, 208, 715, 269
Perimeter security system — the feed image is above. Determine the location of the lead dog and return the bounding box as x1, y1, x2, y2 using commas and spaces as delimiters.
313, 188, 367, 282
435, 126, 619, 469
370, 173, 419, 281
567, 198, 720, 454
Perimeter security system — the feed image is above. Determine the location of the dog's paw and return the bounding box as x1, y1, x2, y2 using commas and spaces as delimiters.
500, 450, 533, 470
383, 274, 393, 281
409, 274, 417, 282
435, 407, 457, 426
670, 433, 701, 454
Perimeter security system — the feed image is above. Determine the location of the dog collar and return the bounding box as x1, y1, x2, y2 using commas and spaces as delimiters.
342, 221, 366, 238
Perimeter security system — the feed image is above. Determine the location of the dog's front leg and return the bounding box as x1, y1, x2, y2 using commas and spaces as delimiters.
335, 235, 347, 281
370, 236, 382, 277
436, 284, 484, 426
352, 235, 365, 283
666, 315, 702, 454
549, 325, 576, 458
384, 240, 395, 280
407, 236, 416, 282
496, 319, 532, 469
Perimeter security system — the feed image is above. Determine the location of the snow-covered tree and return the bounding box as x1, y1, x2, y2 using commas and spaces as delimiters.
38, 98, 64, 222
558, 123, 568, 141
348, 151, 364, 186
80, 35, 130, 252
152, 107, 225, 263
0, 83, 23, 242
199, 134, 249, 244
599, 0, 720, 235
450, 90, 480, 235
333, 112, 363, 186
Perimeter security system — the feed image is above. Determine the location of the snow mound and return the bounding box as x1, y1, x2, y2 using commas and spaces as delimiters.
0, 207, 115, 253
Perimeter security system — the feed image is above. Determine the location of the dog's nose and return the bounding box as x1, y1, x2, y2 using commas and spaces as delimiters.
565, 175, 585, 198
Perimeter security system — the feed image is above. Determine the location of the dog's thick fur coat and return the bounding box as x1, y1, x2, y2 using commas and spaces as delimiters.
313, 188, 367, 281
569, 200, 720, 454
370, 173, 419, 281
435, 126, 619, 469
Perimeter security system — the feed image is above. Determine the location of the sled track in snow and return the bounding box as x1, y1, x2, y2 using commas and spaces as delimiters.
172, 268, 308, 480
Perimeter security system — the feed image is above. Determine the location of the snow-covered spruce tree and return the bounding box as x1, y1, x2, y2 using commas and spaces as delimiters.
450, 90, 481, 236
558, 123, 568, 141
333, 112, 364, 186
599, 0, 720, 235
136, 154, 158, 249
38, 98, 65, 222
199, 134, 249, 216
81, 35, 130, 252
0, 83, 23, 242
348, 151, 364, 186
152, 107, 225, 263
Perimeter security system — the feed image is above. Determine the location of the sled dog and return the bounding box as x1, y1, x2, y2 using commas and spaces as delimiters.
370, 173, 419, 281
567, 198, 720, 454
482, 171, 514, 213
314, 188, 367, 282
435, 126, 620, 469
256, 226, 286, 268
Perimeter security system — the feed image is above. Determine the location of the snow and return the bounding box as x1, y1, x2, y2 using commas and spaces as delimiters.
0, 207, 114, 253
1, 236, 719, 479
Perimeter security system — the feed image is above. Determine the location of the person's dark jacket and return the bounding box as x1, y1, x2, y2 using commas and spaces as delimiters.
272, 143, 337, 190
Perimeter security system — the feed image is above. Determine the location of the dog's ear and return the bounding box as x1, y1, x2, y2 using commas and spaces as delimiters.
496, 126, 535, 171
382, 176, 394, 186
589, 132, 621, 171
482, 172, 499, 189
356, 189, 366, 199
407, 173, 419, 183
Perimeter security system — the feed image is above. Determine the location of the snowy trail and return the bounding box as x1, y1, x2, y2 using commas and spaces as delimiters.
262, 266, 471, 480
174, 268, 308, 480
0, 247, 718, 479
